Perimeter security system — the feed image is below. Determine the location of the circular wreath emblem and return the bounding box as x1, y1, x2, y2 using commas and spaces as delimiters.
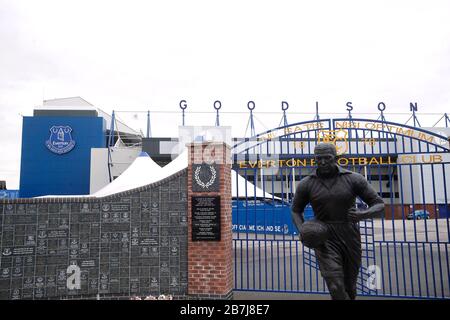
194, 165, 217, 189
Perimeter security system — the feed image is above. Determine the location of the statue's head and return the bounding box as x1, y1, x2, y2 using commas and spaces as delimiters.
314, 143, 338, 176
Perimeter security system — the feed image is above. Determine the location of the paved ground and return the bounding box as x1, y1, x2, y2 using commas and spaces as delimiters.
233, 291, 408, 300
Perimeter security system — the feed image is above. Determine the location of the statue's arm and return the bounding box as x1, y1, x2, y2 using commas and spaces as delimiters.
291, 179, 310, 235
355, 203, 385, 220
349, 174, 385, 222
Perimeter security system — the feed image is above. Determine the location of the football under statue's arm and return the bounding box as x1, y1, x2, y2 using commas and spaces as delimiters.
348, 174, 385, 222
291, 179, 310, 237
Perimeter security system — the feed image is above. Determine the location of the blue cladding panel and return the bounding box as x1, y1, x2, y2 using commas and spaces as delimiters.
231, 199, 313, 235
19, 116, 106, 197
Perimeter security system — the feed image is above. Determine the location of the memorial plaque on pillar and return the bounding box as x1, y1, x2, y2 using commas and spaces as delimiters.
191, 196, 220, 241
192, 163, 220, 192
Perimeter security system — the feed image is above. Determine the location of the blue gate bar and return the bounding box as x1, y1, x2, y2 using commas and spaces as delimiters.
388, 164, 397, 295
430, 163, 445, 297
398, 165, 409, 296
422, 242, 430, 297
442, 163, 450, 297
408, 163, 422, 296
419, 164, 430, 243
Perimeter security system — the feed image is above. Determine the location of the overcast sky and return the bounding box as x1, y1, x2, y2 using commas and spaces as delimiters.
1, 0, 450, 189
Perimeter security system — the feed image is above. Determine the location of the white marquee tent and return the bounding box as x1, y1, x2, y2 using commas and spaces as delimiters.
94, 148, 279, 199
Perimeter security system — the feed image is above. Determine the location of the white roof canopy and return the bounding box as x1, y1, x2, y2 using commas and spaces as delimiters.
92, 152, 163, 197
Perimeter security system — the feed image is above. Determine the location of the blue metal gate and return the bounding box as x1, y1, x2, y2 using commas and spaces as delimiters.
231, 118, 450, 299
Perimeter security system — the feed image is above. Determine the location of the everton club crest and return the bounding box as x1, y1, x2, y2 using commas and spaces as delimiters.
45, 126, 76, 154
317, 129, 349, 155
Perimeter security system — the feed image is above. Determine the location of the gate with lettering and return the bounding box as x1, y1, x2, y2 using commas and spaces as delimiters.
231, 118, 450, 299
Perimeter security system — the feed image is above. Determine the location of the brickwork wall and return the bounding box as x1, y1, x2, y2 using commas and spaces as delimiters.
187, 142, 233, 299
384, 204, 441, 219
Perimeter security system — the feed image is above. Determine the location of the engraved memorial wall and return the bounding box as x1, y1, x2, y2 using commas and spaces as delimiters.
0, 170, 188, 300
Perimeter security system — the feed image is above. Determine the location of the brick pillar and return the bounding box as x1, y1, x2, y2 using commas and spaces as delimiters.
187, 142, 233, 300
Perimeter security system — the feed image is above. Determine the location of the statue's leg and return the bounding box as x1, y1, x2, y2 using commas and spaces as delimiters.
314, 240, 348, 300
324, 276, 350, 300
341, 223, 362, 300
343, 252, 360, 300
344, 241, 361, 300
344, 271, 358, 300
